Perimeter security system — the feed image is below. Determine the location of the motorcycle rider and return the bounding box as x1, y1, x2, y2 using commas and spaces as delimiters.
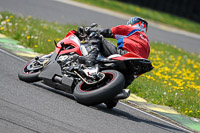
79, 17, 149, 81
100, 17, 149, 59
78, 17, 150, 99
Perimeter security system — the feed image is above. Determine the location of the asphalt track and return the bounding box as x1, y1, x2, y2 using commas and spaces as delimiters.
0, 0, 198, 132
0, 48, 190, 133
0, 0, 200, 53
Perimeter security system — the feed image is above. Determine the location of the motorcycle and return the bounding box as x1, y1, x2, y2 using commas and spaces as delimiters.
18, 23, 153, 109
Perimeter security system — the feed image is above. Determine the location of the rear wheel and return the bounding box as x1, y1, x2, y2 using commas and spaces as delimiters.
73, 70, 125, 106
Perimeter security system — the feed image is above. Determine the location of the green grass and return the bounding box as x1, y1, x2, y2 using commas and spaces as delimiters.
0, 11, 78, 54
74, 0, 200, 34
0, 11, 200, 118
129, 43, 200, 118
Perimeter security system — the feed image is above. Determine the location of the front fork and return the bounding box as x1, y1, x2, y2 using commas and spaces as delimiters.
34, 52, 53, 67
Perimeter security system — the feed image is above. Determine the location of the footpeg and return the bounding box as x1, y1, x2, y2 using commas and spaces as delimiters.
114, 89, 130, 100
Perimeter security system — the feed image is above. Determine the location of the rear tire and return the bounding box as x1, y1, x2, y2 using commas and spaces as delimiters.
73, 70, 125, 106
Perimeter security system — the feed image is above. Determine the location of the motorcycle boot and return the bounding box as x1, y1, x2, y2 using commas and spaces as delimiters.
78, 38, 101, 67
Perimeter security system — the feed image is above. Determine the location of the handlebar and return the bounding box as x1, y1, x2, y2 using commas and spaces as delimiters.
78, 23, 100, 35
76, 23, 104, 41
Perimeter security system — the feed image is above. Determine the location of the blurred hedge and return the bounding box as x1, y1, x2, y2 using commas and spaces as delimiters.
119, 0, 200, 23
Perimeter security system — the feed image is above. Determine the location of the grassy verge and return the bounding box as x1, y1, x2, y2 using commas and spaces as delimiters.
0, 11, 78, 54
0, 11, 200, 118
74, 0, 200, 34
129, 43, 200, 118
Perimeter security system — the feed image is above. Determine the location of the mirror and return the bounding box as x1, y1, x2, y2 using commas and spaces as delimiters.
90, 23, 98, 28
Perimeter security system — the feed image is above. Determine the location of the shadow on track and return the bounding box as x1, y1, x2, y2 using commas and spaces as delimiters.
92, 104, 188, 133
32, 82, 75, 100
32, 82, 188, 133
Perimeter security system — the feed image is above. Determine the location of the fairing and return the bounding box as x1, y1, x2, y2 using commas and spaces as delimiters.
56, 30, 82, 56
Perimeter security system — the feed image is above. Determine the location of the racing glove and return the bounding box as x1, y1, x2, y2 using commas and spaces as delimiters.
89, 28, 113, 38
100, 28, 113, 38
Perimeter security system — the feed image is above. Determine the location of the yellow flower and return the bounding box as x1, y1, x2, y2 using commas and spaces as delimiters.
43, 26, 47, 29
185, 111, 188, 113
56, 38, 61, 41
6, 19, 10, 22
163, 81, 167, 84
168, 90, 172, 93
34, 45, 38, 48
48, 39, 51, 42
189, 110, 192, 113
151, 49, 155, 53
0, 27, 4, 30
193, 64, 199, 69
10, 16, 13, 18
26, 36, 30, 39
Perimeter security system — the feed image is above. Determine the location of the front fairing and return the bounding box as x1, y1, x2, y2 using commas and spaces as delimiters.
56, 31, 83, 56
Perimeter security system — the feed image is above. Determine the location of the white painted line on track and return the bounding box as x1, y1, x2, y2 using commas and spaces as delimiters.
0, 48, 26, 63
54, 0, 200, 39
0, 48, 193, 133
119, 102, 193, 133
54, 0, 130, 20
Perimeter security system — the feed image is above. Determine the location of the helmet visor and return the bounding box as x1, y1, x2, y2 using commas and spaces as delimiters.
127, 17, 148, 32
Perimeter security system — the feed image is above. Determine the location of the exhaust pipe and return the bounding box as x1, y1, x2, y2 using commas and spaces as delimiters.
114, 89, 130, 100
53, 76, 62, 83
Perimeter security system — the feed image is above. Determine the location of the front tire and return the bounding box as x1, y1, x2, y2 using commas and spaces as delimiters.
18, 59, 42, 82
73, 70, 125, 106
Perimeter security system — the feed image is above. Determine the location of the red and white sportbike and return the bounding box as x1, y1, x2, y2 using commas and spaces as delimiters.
18, 23, 153, 109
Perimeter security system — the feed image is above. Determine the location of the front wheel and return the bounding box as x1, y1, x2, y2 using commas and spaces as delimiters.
18, 55, 50, 82
73, 70, 125, 106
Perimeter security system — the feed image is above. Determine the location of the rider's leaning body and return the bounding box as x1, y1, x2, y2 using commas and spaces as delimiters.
99, 17, 150, 60
79, 16, 150, 88
110, 24, 150, 59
